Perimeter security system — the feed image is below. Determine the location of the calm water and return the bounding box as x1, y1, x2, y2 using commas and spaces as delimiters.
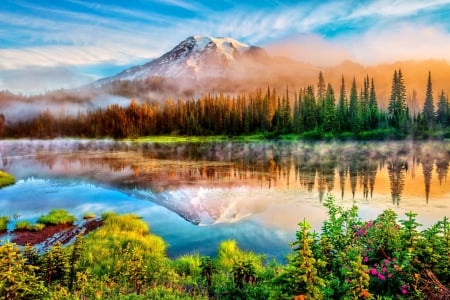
0, 139, 449, 259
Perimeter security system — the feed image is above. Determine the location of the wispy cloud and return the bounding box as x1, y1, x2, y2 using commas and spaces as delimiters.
0, 44, 158, 70
1, 0, 449, 93
151, 0, 206, 12
348, 0, 450, 18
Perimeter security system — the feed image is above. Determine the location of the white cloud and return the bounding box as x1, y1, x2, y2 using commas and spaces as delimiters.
349, 0, 450, 18
0, 45, 158, 70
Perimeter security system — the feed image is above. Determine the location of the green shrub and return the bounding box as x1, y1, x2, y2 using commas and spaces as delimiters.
0, 216, 9, 231
37, 209, 76, 226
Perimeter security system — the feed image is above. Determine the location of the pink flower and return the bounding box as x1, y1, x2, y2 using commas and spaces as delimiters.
401, 288, 408, 295
378, 273, 385, 281
369, 268, 377, 275
382, 267, 387, 273
388, 273, 393, 278
363, 257, 369, 263
384, 259, 390, 266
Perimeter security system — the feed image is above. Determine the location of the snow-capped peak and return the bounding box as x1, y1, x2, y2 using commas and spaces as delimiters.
96, 36, 262, 84
190, 35, 249, 57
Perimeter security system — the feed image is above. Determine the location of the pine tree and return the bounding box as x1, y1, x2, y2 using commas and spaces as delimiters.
337, 75, 348, 132
423, 71, 435, 129
68, 234, 83, 292
349, 78, 360, 133
302, 85, 317, 132
436, 90, 449, 127
0, 242, 47, 299
388, 69, 408, 129
42, 241, 70, 285
272, 220, 325, 299
282, 87, 292, 132
369, 78, 379, 129
317, 71, 326, 103
360, 76, 370, 130
323, 83, 336, 133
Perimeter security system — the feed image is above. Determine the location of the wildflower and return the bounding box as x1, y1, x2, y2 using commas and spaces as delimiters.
381, 267, 387, 273
359, 289, 371, 298
384, 259, 390, 266
378, 273, 386, 281
363, 256, 369, 263
369, 268, 377, 275
388, 273, 393, 278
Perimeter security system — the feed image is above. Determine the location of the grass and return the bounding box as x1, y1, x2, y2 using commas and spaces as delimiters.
37, 209, 76, 226
0, 170, 15, 188
0, 216, 9, 231
124, 133, 270, 144
30, 223, 46, 231
79, 212, 167, 277
14, 221, 46, 231
14, 220, 31, 230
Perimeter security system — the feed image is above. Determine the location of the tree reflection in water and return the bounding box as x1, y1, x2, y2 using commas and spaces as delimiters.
0, 140, 448, 205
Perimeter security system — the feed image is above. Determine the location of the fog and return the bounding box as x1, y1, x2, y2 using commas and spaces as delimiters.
0, 89, 131, 121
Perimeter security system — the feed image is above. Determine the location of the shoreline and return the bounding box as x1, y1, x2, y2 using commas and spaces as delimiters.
0, 218, 103, 251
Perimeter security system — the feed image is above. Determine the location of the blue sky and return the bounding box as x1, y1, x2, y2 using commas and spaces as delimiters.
1, 0, 450, 93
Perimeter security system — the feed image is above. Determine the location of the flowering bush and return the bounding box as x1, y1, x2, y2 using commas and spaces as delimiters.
272, 195, 450, 299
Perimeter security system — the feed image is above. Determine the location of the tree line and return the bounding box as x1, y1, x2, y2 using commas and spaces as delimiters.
2, 70, 450, 139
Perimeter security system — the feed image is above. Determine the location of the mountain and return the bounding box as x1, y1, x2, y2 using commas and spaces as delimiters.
93, 35, 319, 99
97, 36, 268, 85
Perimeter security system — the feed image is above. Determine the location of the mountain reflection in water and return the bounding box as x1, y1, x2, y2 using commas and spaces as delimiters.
0, 139, 448, 227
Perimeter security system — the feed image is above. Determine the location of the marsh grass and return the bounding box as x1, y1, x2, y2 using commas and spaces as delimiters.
37, 209, 76, 226
14, 220, 31, 230
15, 221, 46, 232
125, 133, 272, 144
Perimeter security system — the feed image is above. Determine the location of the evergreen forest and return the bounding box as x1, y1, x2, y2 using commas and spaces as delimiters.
2, 70, 450, 140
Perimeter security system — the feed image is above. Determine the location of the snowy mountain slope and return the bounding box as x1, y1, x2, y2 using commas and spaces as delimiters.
97, 36, 267, 85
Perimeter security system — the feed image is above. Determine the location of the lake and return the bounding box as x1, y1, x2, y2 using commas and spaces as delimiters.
0, 139, 449, 260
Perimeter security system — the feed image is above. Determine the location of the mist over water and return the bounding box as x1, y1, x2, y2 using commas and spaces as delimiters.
0, 139, 448, 258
